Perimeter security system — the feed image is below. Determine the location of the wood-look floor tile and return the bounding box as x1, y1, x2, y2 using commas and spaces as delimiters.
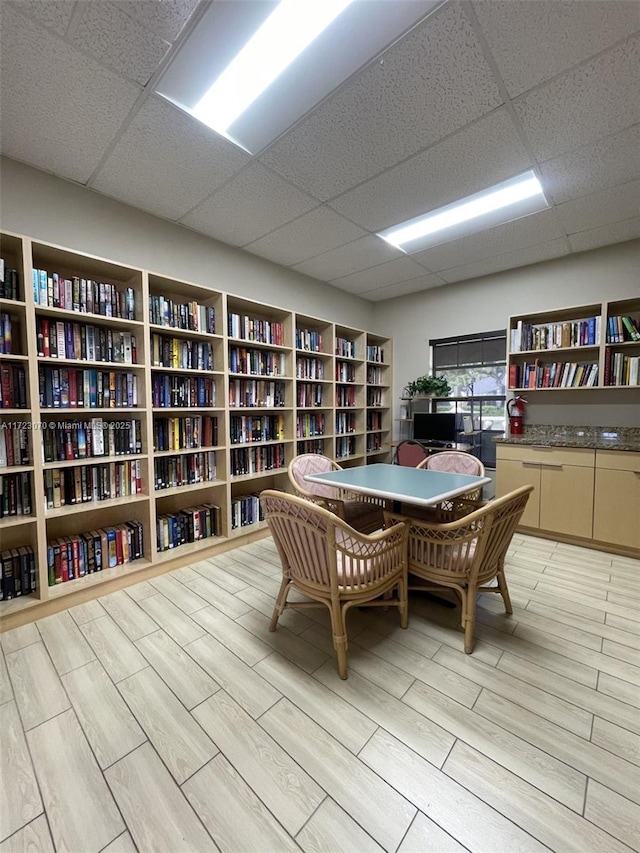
5, 642, 69, 730
183, 754, 300, 853
360, 729, 548, 852
193, 692, 325, 836
0, 816, 54, 853
137, 594, 205, 646
27, 709, 124, 853
184, 575, 253, 619
135, 629, 218, 710
524, 599, 640, 650
0, 651, 12, 705
261, 697, 416, 852
226, 549, 278, 578
68, 598, 106, 625
191, 606, 272, 665
169, 565, 200, 584
403, 680, 585, 812
217, 559, 282, 597
584, 780, 640, 851
105, 742, 217, 852
0, 701, 42, 842
605, 612, 640, 637
591, 716, 640, 767
149, 575, 208, 614
598, 672, 640, 709
511, 586, 606, 623
603, 638, 640, 668
0, 623, 40, 656
123, 581, 157, 602
36, 611, 95, 675
397, 813, 467, 853
403, 601, 504, 666
99, 590, 158, 641
296, 798, 385, 853
118, 667, 217, 784
254, 653, 377, 753
100, 832, 137, 853
190, 559, 249, 593
61, 660, 145, 769
79, 616, 147, 683
185, 634, 280, 719
478, 597, 602, 651
235, 586, 315, 634
237, 609, 329, 673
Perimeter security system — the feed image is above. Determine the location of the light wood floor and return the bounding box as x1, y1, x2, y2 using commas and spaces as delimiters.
1, 533, 639, 853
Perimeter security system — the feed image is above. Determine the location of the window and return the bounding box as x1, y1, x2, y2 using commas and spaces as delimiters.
430, 329, 507, 468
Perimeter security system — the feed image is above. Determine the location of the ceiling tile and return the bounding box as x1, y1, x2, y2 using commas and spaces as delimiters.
7, 0, 75, 36
473, 0, 640, 99
0, 5, 142, 184
111, 0, 200, 42
260, 3, 502, 200
330, 257, 430, 292
513, 35, 639, 161
438, 238, 570, 283
244, 207, 367, 268
92, 97, 250, 221
181, 163, 319, 247
72, 2, 169, 86
328, 108, 532, 231
360, 274, 445, 302
556, 180, 640, 234
411, 209, 567, 271
568, 218, 640, 253
292, 236, 403, 281
540, 125, 640, 205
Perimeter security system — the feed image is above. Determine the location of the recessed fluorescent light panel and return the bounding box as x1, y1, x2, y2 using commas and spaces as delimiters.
156, 0, 441, 154
378, 171, 550, 253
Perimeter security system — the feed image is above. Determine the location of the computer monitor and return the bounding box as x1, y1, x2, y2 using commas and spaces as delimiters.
412, 412, 457, 445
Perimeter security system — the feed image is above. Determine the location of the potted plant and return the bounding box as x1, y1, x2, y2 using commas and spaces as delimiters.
403, 374, 452, 398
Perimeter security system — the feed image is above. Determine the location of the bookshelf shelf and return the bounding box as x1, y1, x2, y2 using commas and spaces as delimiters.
0, 516, 36, 529
154, 479, 225, 498
42, 455, 146, 470
45, 493, 149, 518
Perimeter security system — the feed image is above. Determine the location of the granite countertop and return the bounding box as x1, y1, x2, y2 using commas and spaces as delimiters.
494, 425, 640, 452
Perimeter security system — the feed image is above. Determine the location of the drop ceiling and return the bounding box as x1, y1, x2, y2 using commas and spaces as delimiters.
1, 0, 639, 302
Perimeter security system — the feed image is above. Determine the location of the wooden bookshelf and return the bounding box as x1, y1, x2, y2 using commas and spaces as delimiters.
0, 230, 393, 627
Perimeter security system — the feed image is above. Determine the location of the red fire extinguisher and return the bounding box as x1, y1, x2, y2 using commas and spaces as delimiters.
508, 396, 527, 436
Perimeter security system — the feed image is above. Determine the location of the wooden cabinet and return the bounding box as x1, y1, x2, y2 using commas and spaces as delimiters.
593, 450, 640, 550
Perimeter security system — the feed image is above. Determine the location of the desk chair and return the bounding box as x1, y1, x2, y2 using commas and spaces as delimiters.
394, 439, 429, 467
261, 490, 408, 679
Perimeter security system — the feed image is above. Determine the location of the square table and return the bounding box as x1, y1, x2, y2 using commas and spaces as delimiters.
305, 462, 491, 509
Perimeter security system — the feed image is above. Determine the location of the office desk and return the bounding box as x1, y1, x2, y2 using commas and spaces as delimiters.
305, 463, 490, 508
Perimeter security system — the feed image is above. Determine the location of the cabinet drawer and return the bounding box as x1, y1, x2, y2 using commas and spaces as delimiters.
497, 444, 595, 467
595, 450, 640, 472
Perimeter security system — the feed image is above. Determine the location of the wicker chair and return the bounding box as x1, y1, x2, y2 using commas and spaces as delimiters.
417, 450, 486, 500
261, 490, 409, 679
385, 485, 533, 654
287, 453, 384, 534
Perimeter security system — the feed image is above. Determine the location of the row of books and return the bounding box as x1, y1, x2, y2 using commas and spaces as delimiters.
297, 439, 324, 455
367, 434, 384, 452
297, 413, 325, 438
0, 472, 32, 517
367, 388, 383, 407
336, 412, 357, 434
47, 522, 144, 585
336, 362, 356, 383
296, 358, 325, 380
228, 313, 285, 346
367, 412, 383, 430
0, 424, 29, 466
336, 337, 355, 358
0, 363, 27, 408
606, 315, 640, 343
229, 444, 286, 476
149, 295, 216, 333
366, 345, 385, 363
336, 436, 356, 458
0, 313, 15, 354
336, 386, 357, 407
40, 367, 139, 409
42, 418, 142, 462
32, 270, 136, 319
296, 329, 324, 352
297, 383, 323, 407
604, 351, 640, 386
1, 547, 36, 600
366, 366, 383, 385
154, 452, 217, 491
44, 461, 142, 508
37, 318, 137, 364
0, 262, 20, 301
509, 361, 599, 389
230, 414, 285, 444
152, 374, 216, 409
153, 416, 218, 452
228, 347, 286, 377
231, 493, 264, 529
151, 335, 213, 371
228, 380, 285, 408
156, 503, 221, 551
510, 317, 600, 352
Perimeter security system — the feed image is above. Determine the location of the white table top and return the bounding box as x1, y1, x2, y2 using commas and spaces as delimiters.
305, 463, 490, 508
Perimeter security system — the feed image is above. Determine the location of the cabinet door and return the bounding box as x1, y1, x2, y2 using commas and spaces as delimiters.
594, 468, 640, 550
496, 459, 540, 528
539, 464, 594, 539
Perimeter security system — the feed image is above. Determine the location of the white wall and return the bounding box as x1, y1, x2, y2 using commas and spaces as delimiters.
0, 157, 375, 330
